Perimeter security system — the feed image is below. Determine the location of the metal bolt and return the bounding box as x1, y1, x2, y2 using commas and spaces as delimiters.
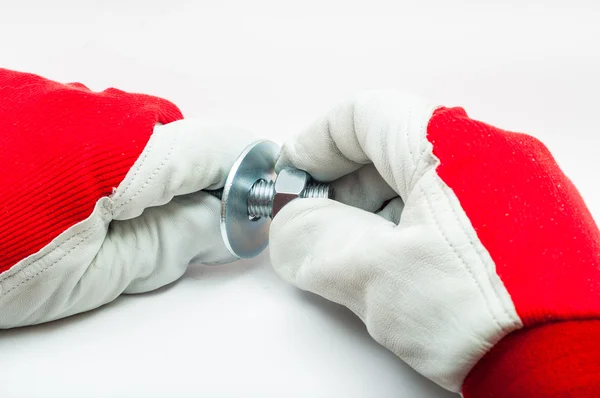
208, 176, 331, 216
208, 175, 330, 218
204, 140, 333, 259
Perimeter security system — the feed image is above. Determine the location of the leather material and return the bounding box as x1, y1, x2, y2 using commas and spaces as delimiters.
270, 89, 600, 393
0, 117, 254, 328
269, 90, 522, 391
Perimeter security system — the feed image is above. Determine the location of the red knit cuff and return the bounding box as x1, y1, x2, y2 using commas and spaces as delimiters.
462, 320, 600, 398
0, 68, 183, 272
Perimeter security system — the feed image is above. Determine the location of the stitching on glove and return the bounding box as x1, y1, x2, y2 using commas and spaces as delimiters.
407, 106, 439, 197
420, 180, 502, 330
436, 176, 516, 326
0, 215, 101, 298
112, 134, 154, 205
397, 105, 416, 197
348, 100, 371, 165
327, 115, 349, 162
114, 133, 177, 213
406, 106, 416, 166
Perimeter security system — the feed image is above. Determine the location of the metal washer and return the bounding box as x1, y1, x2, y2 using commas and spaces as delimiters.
220, 140, 280, 259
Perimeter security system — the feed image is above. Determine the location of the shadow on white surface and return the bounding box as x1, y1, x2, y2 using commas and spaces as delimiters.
0, 252, 457, 398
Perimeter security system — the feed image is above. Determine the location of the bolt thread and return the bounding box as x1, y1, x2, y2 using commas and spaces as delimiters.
247, 180, 332, 219
210, 178, 332, 220
247, 179, 275, 218
301, 182, 332, 199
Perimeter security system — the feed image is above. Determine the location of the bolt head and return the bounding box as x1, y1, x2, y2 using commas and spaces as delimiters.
272, 168, 310, 217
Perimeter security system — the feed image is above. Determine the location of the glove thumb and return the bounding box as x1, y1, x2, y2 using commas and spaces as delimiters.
269, 198, 397, 320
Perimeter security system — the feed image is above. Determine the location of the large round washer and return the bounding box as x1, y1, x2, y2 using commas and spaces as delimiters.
220, 140, 280, 259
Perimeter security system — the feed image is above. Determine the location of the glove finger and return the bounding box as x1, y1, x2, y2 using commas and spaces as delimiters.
93, 189, 232, 296
270, 176, 521, 391
331, 164, 398, 213
111, 118, 255, 220
0, 190, 229, 327
270, 198, 397, 320
275, 90, 437, 199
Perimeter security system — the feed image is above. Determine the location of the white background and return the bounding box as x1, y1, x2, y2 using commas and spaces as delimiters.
1, 1, 599, 397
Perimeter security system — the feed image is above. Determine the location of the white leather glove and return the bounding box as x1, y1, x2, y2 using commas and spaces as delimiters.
269, 90, 600, 395
0, 68, 253, 328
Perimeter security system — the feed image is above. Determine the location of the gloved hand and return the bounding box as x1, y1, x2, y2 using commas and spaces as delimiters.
270, 91, 600, 396
0, 68, 253, 328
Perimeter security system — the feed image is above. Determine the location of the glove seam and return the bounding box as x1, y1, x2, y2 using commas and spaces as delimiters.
409, 105, 442, 193
398, 103, 419, 197
419, 180, 503, 331
440, 172, 517, 327
110, 130, 154, 206
327, 114, 350, 162
436, 173, 517, 327
0, 209, 103, 298
349, 99, 373, 165
405, 104, 416, 181
113, 126, 178, 213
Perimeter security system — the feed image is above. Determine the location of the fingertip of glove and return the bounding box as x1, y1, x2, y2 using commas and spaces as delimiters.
269, 198, 337, 279
270, 197, 336, 231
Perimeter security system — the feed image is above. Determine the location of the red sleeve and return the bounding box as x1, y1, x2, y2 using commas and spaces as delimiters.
0, 68, 183, 272
462, 320, 600, 397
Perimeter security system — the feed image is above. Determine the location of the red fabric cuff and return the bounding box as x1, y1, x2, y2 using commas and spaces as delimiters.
0, 68, 183, 272
462, 320, 600, 398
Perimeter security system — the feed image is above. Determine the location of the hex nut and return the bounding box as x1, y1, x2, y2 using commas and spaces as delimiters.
271, 168, 310, 217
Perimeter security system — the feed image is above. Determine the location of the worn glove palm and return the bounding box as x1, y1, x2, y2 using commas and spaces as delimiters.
0, 69, 253, 328
269, 91, 600, 395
